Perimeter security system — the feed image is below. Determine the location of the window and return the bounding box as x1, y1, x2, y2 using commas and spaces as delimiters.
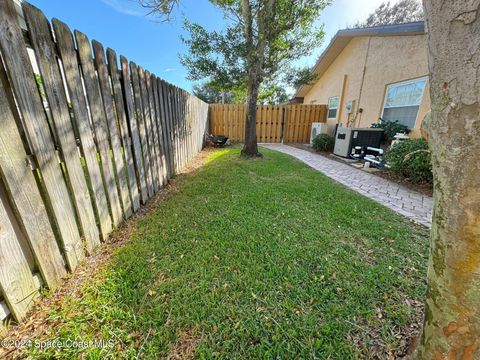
381, 77, 427, 128
327, 96, 339, 119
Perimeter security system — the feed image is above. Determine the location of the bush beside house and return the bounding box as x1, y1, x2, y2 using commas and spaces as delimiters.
312, 133, 334, 152
371, 120, 409, 143
385, 138, 432, 184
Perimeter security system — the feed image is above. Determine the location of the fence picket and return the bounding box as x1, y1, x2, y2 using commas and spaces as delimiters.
173, 86, 181, 173
145, 71, 161, 191
137, 67, 155, 196
158, 79, 173, 179
0, 197, 38, 321
107, 50, 140, 212
167, 84, 177, 174
92, 41, 132, 219
150, 75, 166, 186
126, 60, 149, 204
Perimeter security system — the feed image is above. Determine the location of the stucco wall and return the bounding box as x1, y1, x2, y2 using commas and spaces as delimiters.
303, 34, 430, 138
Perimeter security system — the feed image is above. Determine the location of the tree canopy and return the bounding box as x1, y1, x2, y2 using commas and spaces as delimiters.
193, 79, 290, 104
353, 0, 423, 28
179, 1, 328, 103
137, 0, 330, 155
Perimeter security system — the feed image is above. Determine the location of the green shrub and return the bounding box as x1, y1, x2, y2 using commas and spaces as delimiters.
312, 133, 334, 152
385, 138, 432, 184
371, 120, 409, 142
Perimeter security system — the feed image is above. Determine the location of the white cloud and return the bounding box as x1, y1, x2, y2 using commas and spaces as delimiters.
100, 0, 145, 17
163, 68, 179, 72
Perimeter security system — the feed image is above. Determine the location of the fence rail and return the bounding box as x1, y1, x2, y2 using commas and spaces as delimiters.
209, 104, 327, 143
0, 0, 208, 330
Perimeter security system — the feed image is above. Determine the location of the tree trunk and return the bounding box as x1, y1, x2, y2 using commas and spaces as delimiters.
416, 1, 480, 358
241, 76, 261, 157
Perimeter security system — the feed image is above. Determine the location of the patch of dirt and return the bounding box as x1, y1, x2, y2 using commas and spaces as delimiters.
290, 143, 433, 197
346, 297, 425, 359
167, 327, 201, 360
0, 147, 219, 359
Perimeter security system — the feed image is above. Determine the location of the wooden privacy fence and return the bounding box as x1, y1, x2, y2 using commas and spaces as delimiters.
0, 0, 208, 330
209, 104, 327, 143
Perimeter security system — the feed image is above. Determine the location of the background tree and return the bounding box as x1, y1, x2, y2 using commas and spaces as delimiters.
138, 0, 329, 157
353, 0, 423, 28
193, 79, 289, 104
192, 80, 241, 103
415, 0, 480, 357
257, 83, 289, 105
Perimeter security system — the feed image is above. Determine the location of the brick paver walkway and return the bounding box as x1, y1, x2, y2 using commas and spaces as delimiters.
261, 144, 433, 228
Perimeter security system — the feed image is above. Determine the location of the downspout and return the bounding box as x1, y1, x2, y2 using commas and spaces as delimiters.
353, 36, 372, 127
337, 74, 348, 125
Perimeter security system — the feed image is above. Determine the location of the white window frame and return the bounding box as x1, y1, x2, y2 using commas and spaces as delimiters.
327, 96, 339, 120
381, 76, 428, 128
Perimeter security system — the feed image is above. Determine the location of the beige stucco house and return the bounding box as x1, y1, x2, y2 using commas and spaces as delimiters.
294, 21, 429, 138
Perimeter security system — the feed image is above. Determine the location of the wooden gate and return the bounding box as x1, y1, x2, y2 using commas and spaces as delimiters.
209, 104, 327, 143
283, 105, 327, 143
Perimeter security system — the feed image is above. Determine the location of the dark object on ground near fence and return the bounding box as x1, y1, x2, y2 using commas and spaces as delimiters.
207, 134, 229, 147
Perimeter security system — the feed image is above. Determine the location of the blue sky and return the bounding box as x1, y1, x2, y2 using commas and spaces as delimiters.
27, 0, 387, 92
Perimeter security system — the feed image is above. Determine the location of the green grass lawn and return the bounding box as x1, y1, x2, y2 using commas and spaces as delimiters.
25, 147, 429, 359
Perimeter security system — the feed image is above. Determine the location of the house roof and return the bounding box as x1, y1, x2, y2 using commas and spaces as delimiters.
294, 21, 425, 98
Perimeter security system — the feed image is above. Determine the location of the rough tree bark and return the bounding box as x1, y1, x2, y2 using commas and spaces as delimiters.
240, 0, 262, 157
243, 74, 261, 156
416, 1, 480, 358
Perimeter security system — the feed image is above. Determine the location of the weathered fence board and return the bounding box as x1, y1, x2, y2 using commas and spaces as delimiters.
0, 0, 84, 270
138, 67, 155, 196
52, 19, 112, 240
132, 65, 153, 199
209, 104, 327, 143
24, 3, 100, 253
168, 84, 176, 173
173, 86, 181, 173
145, 71, 161, 192
107, 49, 141, 213
0, 0, 208, 328
0, 65, 66, 291
163, 81, 175, 176
168, 84, 177, 173
182, 90, 188, 166
151, 75, 165, 186
140, 69, 156, 193
150, 74, 166, 187
176, 88, 183, 169
92, 40, 132, 218
125, 59, 148, 204
0, 197, 38, 321
158, 79, 173, 179
75, 30, 123, 227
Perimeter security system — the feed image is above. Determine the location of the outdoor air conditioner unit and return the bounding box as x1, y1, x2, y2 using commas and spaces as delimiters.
333, 127, 384, 158
310, 122, 332, 145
